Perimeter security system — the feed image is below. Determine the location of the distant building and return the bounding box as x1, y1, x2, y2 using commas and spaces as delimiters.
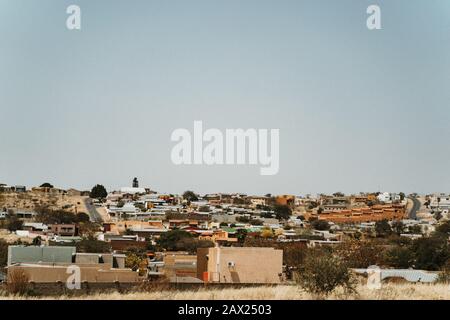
15, 211, 37, 220
48, 224, 78, 237
249, 196, 269, 207
316, 204, 406, 224
119, 187, 146, 195
0, 184, 12, 192
13, 185, 26, 193
429, 194, 450, 210
377, 192, 401, 203
132, 177, 139, 188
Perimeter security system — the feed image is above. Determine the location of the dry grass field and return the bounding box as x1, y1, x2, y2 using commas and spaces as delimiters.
1, 284, 450, 300
0, 191, 88, 215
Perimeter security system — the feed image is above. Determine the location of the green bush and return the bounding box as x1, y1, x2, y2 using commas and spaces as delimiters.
296, 248, 356, 298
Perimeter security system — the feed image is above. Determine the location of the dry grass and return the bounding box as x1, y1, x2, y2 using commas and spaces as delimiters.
0, 192, 88, 215
6, 269, 30, 295
1, 283, 450, 300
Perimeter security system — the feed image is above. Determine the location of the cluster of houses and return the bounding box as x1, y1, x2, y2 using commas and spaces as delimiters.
1, 181, 449, 288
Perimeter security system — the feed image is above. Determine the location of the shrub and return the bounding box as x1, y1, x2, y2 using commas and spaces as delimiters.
76, 239, 111, 253
311, 220, 330, 231
335, 240, 385, 268
385, 246, 414, 269
296, 249, 356, 298
411, 235, 450, 270
0, 239, 8, 270
273, 205, 292, 220
7, 268, 30, 295
437, 260, 450, 283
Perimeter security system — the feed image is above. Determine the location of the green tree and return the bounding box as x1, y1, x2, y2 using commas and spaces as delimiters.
411, 235, 450, 270
175, 237, 214, 254
182, 190, 198, 202
335, 240, 385, 268
76, 239, 111, 253
296, 249, 356, 298
283, 242, 307, 267
436, 221, 450, 235
6, 214, 23, 232
391, 220, 405, 235
35, 208, 81, 224
32, 236, 42, 246
90, 184, 107, 199
333, 192, 345, 197
78, 221, 101, 238
311, 220, 330, 231
236, 229, 247, 244
273, 205, 292, 220
125, 251, 147, 273
435, 211, 443, 221
75, 212, 90, 223
0, 239, 8, 270
408, 225, 422, 234
385, 246, 414, 268
375, 220, 392, 237
40, 183, 54, 188
157, 230, 193, 251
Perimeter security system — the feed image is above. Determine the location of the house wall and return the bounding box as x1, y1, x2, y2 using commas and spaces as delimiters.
163, 253, 197, 279
197, 247, 283, 284
7, 265, 139, 283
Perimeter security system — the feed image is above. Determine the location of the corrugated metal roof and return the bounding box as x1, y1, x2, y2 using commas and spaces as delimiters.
8, 246, 76, 266
354, 268, 438, 283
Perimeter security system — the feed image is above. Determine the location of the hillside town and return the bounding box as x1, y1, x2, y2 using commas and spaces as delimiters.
1, 179, 450, 295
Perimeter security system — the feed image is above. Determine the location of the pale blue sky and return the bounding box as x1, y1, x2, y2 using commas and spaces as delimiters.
0, 0, 449, 195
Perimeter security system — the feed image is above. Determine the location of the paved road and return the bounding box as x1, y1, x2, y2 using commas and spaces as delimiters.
408, 197, 421, 220
84, 198, 103, 223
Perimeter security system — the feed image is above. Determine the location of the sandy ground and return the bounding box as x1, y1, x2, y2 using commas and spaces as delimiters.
0, 192, 89, 215
0, 229, 32, 244
96, 206, 111, 222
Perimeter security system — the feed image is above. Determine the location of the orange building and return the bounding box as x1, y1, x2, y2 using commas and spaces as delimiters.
275, 195, 295, 206
315, 204, 406, 223
103, 220, 164, 235
198, 229, 238, 244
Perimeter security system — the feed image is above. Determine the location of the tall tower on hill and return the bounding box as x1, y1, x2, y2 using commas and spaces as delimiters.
132, 177, 139, 188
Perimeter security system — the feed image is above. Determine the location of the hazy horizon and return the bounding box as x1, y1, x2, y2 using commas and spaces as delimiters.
1, 0, 449, 195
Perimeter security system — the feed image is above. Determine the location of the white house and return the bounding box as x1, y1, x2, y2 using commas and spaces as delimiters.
377, 192, 401, 203
429, 194, 450, 210
120, 187, 146, 195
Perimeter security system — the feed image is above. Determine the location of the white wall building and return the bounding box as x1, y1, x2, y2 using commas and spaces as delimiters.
429, 194, 450, 210
377, 192, 401, 203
